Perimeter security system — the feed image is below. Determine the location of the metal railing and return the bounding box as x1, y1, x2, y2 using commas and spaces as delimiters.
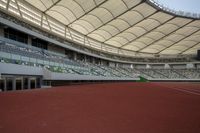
149, 0, 200, 19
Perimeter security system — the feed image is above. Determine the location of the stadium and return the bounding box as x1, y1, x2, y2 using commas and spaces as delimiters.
0, 0, 200, 132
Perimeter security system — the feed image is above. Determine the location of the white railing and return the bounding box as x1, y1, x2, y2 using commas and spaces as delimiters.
149, 0, 200, 19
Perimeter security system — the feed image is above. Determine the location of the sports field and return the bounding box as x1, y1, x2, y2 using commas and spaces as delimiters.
0, 82, 200, 133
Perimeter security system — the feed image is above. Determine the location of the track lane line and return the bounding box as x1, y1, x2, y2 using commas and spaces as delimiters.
185, 88, 200, 93
169, 86, 200, 94
153, 83, 200, 96
182, 88, 200, 93
171, 88, 200, 96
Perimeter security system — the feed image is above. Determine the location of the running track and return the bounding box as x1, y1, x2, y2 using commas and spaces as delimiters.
0, 82, 200, 133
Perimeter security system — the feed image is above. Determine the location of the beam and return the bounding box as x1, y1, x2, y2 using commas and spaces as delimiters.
138, 19, 195, 53
157, 26, 200, 54
67, 0, 109, 26
119, 15, 175, 48
103, 10, 160, 45
43, 0, 62, 13
85, 0, 146, 35
180, 42, 200, 54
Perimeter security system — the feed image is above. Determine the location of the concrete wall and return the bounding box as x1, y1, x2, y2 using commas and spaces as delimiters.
48, 72, 136, 81
171, 64, 186, 69
0, 62, 43, 76
0, 63, 137, 81
152, 65, 164, 69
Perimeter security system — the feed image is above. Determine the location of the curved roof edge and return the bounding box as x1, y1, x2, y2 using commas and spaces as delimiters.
0, 0, 199, 58
147, 0, 200, 20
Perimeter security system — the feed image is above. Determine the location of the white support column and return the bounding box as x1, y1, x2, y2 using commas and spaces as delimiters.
146, 64, 151, 69
130, 64, 133, 69
164, 64, 171, 69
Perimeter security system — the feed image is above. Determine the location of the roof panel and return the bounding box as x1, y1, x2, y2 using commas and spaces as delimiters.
164, 34, 185, 43
89, 8, 113, 24
183, 44, 200, 54
132, 3, 157, 18
9, 0, 200, 57
97, 25, 119, 36
155, 23, 179, 35
126, 26, 146, 37
145, 31, 165, 41
70, 24, 88, 34
88, 33, 106, 42
160, 49, 181, 54
94, 0, 106, 5
140, 48, 159, 53
137, 19, 160, 31
122, 0, 142, 9
144, 44, 165, 50
106, 40, 123, 47
173, 41, 197, 47
89, 30, 112, 41
41, 0, 55, 8
108, 19, 130, 31
176, 27, 199, 36
53, 0, 59, 3
137, 37, 154, 45
168, 17, 192, 27
115, 32, 137, 42
99, 25, 119, 36
168, 45, 188, 51
186, 20, 200, 27
74, 0, 96, 12
58, 0, 85, 18
25, 0, 55, 11
128, 41, 147, 49
47, 6, 75, 24
152, 40, 174, 47
118, 11, 143, 26
186, 33, 200, 42
123, 45, 140, 51
107, 36, 129, 46
73, 20, 95, 34
101, 0, 127, 17
148, 12, 173, 23
80, 15, 103, 29
46, 10, 69, 24
192, 30, 200, 36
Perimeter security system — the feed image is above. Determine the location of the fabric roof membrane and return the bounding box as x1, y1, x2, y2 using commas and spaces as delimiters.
0, 0, 199, 57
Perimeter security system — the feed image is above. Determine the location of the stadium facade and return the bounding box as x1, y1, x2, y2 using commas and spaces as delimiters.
0, 0, 200, 91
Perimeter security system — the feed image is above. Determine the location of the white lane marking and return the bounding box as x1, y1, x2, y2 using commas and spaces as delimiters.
170, 87, 200, 96
153, 83, 200, 96
188, 88, 200, 93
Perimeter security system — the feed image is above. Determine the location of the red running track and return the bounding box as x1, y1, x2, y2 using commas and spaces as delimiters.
0, 82, 200, 133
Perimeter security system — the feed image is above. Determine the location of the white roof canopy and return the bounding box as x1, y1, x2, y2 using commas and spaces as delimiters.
0, 0, 200, 57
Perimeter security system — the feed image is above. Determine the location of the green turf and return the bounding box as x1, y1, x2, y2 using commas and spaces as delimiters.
137, 76, 149, 82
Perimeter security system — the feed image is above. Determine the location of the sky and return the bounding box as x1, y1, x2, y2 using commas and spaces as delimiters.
156, 0, 200, 13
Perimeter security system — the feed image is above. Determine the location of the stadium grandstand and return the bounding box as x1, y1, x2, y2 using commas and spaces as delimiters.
0, 0, 200, 133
